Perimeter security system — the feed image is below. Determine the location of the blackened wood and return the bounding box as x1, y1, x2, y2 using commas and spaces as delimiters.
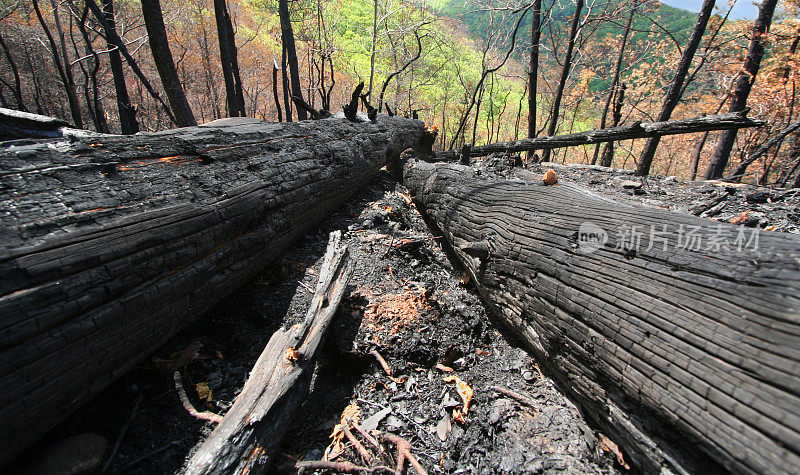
278, 0, 306, 121
636, 0, 716, 176
403, 160, 800, 474
185, 231, 352, 474
141, 0, 196, 126
101, 0, 139, 134
213, 0, 246, 117
706, 0, 779, 179
433, 112, 762, 162
0, 116, 425, 467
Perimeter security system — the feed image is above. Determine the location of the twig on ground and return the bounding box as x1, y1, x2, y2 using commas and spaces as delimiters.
344, 426, 373, 464
489, 386, 538, 411
352, 422, 381, 449
173, 371, 223, 424
371, 349, 394, 377
381, 432, 428, 475
382, 231, 396, 258
101, 391, 143, 472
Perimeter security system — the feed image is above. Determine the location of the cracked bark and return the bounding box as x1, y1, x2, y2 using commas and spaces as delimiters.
0, 116, 425, 467
403, 159, 800, 474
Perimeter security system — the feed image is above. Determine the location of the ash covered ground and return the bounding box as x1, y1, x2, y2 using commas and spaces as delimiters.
16, 157, 796, 474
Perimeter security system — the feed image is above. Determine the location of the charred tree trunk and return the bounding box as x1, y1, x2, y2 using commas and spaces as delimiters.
705, 0, 779, 179
636, 0, 715, 176
214, 0, 246, 117
402, 159, 800, 475
278, 0, 306, 120
527, 0, 541, 148
141, 0, 197, 126
281, 43, 293, 122
0, 115, 425, 467
592, 2, 635, 165
599, 83, 625, 167
32, 0, 83, 128
541, 0, 582, 163
100, 0, 138, 134
0, 33, 27, 112
272, 59, 283, 122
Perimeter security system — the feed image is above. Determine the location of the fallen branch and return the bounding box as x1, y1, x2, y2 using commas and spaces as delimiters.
489, 386, 538, 411
184, 231, 353, 474
381, 432, 427, 475
434, 111, 763, 161
173, 371, 223, 424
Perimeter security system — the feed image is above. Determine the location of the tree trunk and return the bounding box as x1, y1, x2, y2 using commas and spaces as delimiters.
592, 1, 635, 165
32, 0, 83, 128
0, 115, 425, 467
599, 83, 626, 167
278, 0, 306, 120
402, 159, 800, 475
281, 43, 293, 122
141, 0, 197, 126
214, 0, 246, 117
0, 33, 27, 112
636, 0, 715, 176
541, 0, 583, 163
272, 59, 283, 122
527, 0, 541, 148
705, 0, 780, 179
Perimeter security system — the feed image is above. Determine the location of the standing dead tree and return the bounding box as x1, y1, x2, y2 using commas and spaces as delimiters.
214, 0, 246, 117
141, 0, 196, 126
448, 3, 533, 150
540, 0, 583, 163
635, 0, 715, 176
705, 0, 779, 179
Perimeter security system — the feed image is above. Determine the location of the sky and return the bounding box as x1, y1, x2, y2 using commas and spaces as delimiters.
660, 0, 761, 20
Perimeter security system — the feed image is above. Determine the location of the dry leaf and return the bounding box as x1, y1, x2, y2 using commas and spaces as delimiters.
443, 375, 473, 414
599, 434, 630, 469
435, 363, 454, 373
452, 409, 465, 424
729, 211, 750, 225
195, 382, 212, 402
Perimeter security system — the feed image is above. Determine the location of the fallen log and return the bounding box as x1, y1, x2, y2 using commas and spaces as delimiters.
402, 160, 800, 474
433, 111, 763, 161
0, 115, 425, 467
185, 231, 352, 474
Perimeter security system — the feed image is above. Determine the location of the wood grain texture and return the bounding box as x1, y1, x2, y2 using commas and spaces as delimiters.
403, 160, 800, 474
0, 116, 424, 466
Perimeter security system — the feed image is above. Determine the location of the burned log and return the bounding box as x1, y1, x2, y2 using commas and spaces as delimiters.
403, 160, 800, 474
186, 231, 352, 474
0, 115, 425, 467
433, 111, 763, 162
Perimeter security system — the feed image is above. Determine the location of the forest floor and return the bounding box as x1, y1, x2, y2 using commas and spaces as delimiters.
10, 156, 798, 474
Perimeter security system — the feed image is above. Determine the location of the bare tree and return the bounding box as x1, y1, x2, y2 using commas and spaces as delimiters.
705, 0, 779, 179
279, 0, 306, 120
541, 0, 583, 163
527, 0, 541, 145
592, 0, 637, 166
635, 0, 715, 176
141, 0, 196, 126
214, 0, 246, 117
32, 0, 83, 127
